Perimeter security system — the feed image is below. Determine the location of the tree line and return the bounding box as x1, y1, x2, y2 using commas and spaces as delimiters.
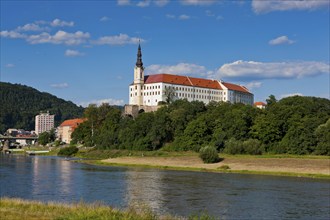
72, 95, 330, 155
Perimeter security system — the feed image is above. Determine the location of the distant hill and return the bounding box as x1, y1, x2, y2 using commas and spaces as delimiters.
0, 82, 84, 133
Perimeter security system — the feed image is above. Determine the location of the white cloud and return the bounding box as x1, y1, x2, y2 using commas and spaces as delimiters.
146, 63, 209, 77
269, 36, 295, 45
245, 81, 262, 90
252, 0, 330, 14
16, 23, 48, 32
80, 98, 125, 107
181, 0, 217, 6
5, 63, 15, 68
93, 34, 143, 46
50, 83, 69, 89
179, 14, 191, 20
137, 0, 151, 7
118, 0, 169, 7
26, 30, 90, 45
117, 0, 131, 6
100, 16, 110, 22
65, 49, 85, 57
217, 60, 330, 80
154, 0, 170, 7
166, 14, 176, 19
281, 93, 303, 99
0, 30, 26, 39
50, 18, 74, 27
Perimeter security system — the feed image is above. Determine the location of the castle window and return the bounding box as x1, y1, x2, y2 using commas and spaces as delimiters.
158, 85, 160, 89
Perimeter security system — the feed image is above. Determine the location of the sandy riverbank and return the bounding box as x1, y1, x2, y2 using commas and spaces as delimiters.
102, 156, 330, 177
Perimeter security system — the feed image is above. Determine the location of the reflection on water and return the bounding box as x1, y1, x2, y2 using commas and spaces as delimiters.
0, 154, 329, 219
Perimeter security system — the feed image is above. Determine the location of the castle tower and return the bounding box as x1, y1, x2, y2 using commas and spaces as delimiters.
132, 43, 144, 105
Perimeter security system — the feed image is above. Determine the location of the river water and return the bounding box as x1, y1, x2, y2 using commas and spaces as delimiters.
0, 154, 329, 219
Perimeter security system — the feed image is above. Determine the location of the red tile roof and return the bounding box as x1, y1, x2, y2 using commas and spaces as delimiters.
144, 74, 222, 90
254, 102, 266, 106
221, 82, 251, 94
60, 118, 85, 129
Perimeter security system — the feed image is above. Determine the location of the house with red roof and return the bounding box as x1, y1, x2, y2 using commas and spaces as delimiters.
128, 44, 254, 107
254, 102, 267, 109
57, 118, 85, 144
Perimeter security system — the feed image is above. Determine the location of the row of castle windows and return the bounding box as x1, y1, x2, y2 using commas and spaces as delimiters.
130, 85, 226, 96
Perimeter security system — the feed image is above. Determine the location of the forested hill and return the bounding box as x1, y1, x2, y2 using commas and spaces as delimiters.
0, 82, 84, 133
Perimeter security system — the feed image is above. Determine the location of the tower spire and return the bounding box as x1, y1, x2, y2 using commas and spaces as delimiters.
136, 41, 143, 68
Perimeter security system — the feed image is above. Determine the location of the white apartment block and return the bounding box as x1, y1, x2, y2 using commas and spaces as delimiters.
129, 44, 254, 107
35, 111, 55, 135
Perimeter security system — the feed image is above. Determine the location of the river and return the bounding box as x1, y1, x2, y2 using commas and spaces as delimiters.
0, 154, 329, 219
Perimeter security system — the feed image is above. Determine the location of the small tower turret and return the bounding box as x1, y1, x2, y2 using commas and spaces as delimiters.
131, 42, 145, 105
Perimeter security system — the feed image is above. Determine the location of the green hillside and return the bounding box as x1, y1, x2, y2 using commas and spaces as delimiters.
0, 82, 84, 133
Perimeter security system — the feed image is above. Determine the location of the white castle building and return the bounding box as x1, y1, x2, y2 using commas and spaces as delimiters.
128, 44, 254, 108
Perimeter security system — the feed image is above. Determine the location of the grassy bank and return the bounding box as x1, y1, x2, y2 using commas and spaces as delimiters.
75, 149, 330, 179
0, 198, 185, 220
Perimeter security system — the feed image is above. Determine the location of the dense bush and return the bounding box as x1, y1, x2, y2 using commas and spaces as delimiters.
199, 146, 220, 163
58, 146, 78, 157
243, 139, 264, 155
223, 138, 244, 155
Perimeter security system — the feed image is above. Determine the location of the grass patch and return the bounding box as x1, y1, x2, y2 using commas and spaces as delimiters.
0, 197, 178, 220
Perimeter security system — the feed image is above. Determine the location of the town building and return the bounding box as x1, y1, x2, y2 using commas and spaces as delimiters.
128, 44, 254, 108
57, 118, 85, 144
254, 102, 266, 109
35, 111, 55, 135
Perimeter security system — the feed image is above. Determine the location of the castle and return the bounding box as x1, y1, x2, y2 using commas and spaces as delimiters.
125, 44, 254, 116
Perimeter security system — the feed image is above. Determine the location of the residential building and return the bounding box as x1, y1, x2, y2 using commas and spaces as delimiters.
128, 44, 254, 107
254, 102, 266, 109
35, 111, 55, 135
57, 118, 85, 144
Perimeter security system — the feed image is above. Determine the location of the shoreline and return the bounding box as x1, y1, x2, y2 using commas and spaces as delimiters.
97, 155, 330, 179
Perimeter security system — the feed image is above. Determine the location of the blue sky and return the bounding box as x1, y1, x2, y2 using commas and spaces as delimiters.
1, 0, 329, 106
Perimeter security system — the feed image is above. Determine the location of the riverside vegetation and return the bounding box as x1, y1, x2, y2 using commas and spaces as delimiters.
71, 95, 330, 156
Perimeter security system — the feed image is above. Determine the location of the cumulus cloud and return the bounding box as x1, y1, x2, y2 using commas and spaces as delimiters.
166, 14, 176, 19
137, 0, 151, 7
5, 63, 15, 68
16, 23, 48, 32
0, 30, 26, 39
100, 16, 110, 22
181, 0, 217, 6
281, 93, 303, 99
50, 83, 69, 89
80, 98, 125, 107
65, 49, 85, 57
269, 36, 295, 45
217, 60, 330, 80
26, 30, 90, 45
117, 0, 131, 6
252, 0, 330, 14
154, 0, 170, 7
50, 18, 74, 27
146, 63, 209, 77
245, 81, 262, 90
117, 0, 169, 7
93, 33, 142, 46
179, 14, 191, 20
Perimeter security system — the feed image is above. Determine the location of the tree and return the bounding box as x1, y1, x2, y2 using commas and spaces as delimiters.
37, 129, 56, 146
164, 86, 176, 104
266, 95, 277, 107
